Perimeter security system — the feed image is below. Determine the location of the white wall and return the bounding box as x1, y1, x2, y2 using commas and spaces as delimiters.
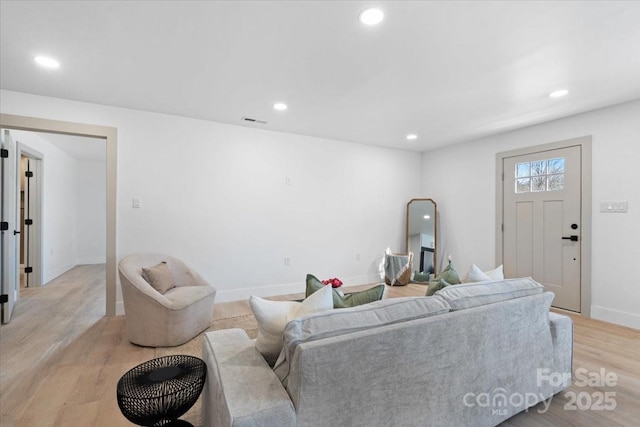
10, 130, 78, 283
1, 90, 422, 310
421, 100, 640, 329
4, 90, 638, 329
76, 160, 106, 264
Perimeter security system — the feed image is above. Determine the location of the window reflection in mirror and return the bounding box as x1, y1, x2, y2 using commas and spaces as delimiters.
406, 199, 437, 276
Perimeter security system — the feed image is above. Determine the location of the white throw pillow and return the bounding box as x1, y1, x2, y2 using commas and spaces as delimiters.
464, 264, 491, 283
485, 264, 504, 281
250, 284, 333, 365
464, 263, 505, 283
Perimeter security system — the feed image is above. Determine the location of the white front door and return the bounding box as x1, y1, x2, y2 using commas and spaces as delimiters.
1, 129, 19, 323
502, 145, 582, 312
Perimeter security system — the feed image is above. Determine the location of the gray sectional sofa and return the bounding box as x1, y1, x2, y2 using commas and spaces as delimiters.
202, 278, 573, 427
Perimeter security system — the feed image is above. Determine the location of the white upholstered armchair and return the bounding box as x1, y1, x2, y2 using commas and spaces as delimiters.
118, 253, 217, 347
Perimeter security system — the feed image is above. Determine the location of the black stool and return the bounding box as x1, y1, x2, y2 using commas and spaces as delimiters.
117, 355, 206, 427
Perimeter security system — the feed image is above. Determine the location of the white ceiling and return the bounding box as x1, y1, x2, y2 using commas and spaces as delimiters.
1, 1, 639, 152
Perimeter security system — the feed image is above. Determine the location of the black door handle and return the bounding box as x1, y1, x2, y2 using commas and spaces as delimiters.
562, 235, 578, 242
13, 230, 20, 235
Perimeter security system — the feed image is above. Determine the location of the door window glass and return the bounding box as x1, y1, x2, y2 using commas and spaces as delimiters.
515, 157, 565, 193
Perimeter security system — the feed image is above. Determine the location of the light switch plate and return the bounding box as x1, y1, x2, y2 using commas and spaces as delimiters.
600, 201, 628, 213
132, 197, 141, 208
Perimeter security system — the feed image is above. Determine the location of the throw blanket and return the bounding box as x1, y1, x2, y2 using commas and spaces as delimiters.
384, 250, 413, 286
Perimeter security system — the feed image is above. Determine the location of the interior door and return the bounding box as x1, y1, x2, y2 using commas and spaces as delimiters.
1, 129, 19, 323
23, 157, 34, 287
502, 145, 581, 312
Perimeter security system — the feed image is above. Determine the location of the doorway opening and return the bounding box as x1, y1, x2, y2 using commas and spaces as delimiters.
0, 113, 117, 319
12, 130, 106, 293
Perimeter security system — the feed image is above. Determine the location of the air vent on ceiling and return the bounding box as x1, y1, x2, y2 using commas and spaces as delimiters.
241, 116, 268, 125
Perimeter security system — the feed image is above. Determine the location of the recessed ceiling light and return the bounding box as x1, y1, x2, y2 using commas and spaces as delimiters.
406, 134, 418, 141
34, 55, 60, 69
273, 103, 288, 111
359, 8, 384, 26
549, 89, 568, 98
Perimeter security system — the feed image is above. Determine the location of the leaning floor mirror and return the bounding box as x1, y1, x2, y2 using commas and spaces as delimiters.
406, 198, 437, 280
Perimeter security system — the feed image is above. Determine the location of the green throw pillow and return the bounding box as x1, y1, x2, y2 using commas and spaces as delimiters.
305, 274, 385, 308
438, 261, 461, 285
426, 278, 451, 296
413, 272, 431, 283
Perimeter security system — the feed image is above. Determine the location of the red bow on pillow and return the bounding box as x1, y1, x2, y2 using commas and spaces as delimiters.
321, 277, 343, 288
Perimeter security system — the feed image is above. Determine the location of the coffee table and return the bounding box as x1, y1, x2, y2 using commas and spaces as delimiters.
117, 355, 206, 426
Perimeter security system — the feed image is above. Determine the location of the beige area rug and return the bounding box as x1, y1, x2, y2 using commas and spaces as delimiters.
155, 314, 258, 358
153, 313, 258, 427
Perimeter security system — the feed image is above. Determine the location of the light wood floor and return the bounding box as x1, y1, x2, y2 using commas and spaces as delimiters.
0, 267, 638, 426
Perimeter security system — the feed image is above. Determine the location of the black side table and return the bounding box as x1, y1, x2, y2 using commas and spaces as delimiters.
117, 355, 206, 427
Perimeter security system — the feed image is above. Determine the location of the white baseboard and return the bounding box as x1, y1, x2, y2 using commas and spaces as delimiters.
116, 301, 125, 316
591, 305, 640, 330
77, 257, 106, 265
44, 264, 75, 285
113, 274, 383, 315
214, 274, 382, 303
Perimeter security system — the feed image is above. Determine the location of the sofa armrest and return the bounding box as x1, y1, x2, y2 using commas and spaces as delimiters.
202, 329, 295, 427
549, 312, 573, 392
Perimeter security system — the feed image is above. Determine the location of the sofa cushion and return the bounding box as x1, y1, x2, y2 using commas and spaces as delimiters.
250, 284, 333, 366
435, 277, 544, 310
306, 274, 385, 308
273, 295, 451, 385
141, 261, 175, 294
163, 285, 216, 308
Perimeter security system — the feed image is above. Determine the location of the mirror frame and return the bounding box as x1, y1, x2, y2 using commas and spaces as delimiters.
405, 198, 437, 275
